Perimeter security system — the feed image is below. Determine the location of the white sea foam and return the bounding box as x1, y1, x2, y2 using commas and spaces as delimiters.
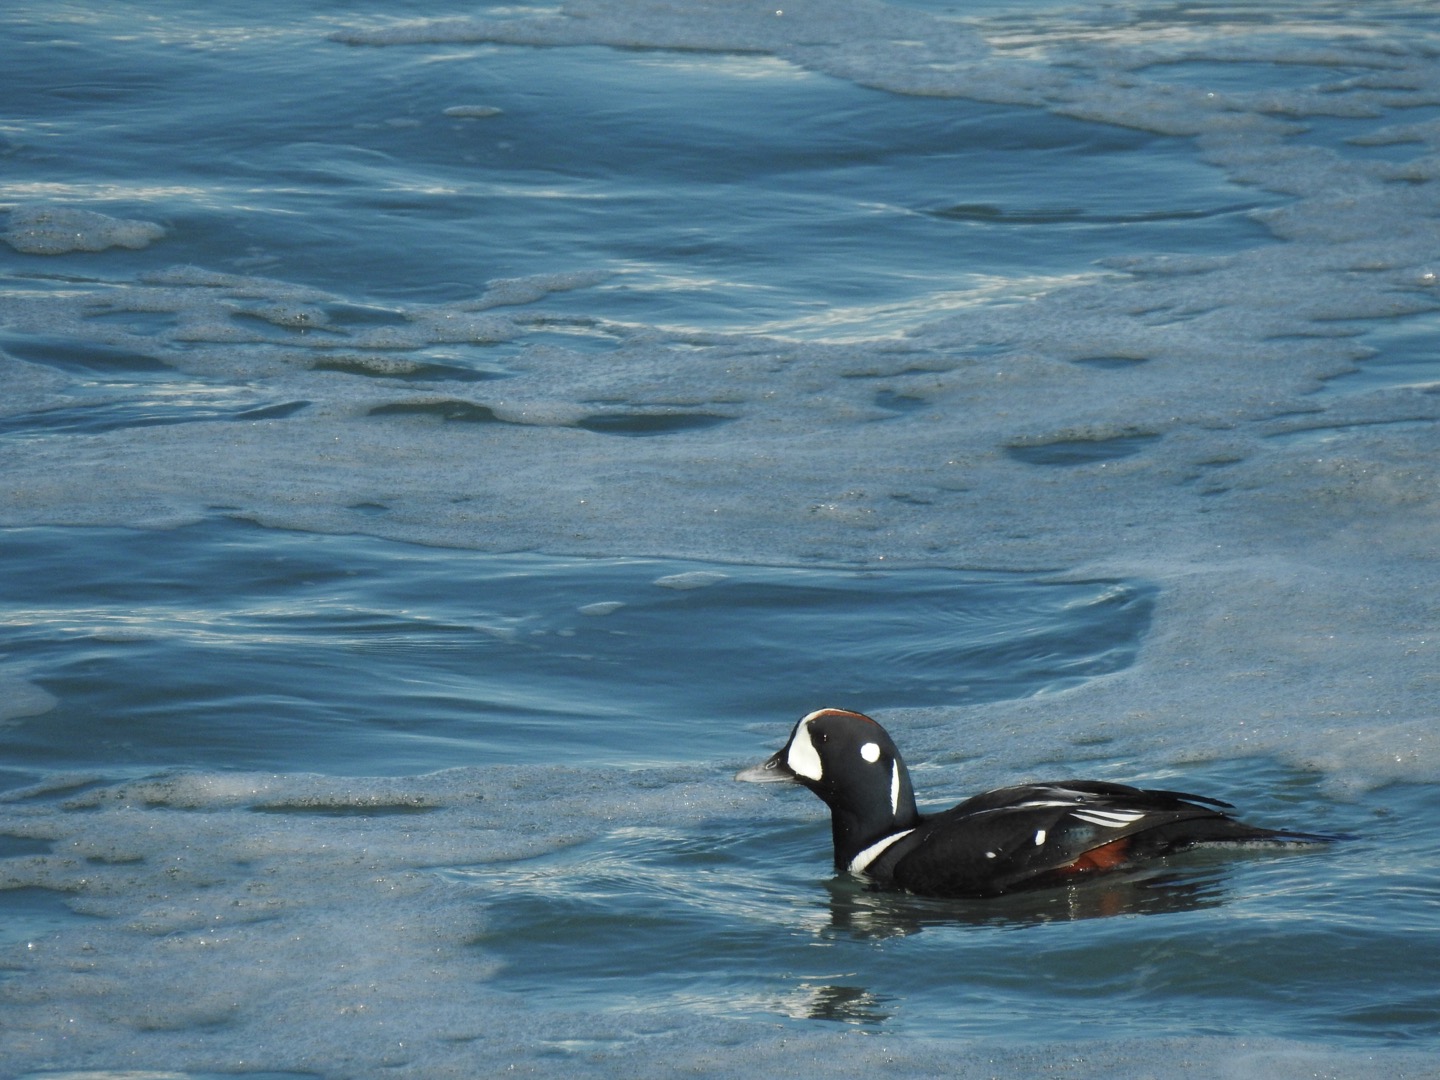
0, 2, 1435, 794
442, 104, 503, 118
3, 765, 1430, 1078
653, 570, 730, 590
4, 1, 1440, 1072
3, 206, 165, 255
0, 765, 762, 1075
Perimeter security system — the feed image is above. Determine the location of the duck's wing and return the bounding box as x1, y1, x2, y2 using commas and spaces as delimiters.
866, 781, 1323, 898
946, 779, 1234, 816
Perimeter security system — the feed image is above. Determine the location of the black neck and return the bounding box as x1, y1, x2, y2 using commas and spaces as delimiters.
828, 803, 920, 870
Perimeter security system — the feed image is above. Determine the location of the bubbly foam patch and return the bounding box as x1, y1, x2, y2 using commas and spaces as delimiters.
0, 765, 1428, 1078
4, 206, 165, 255
0, 765, 766, 1075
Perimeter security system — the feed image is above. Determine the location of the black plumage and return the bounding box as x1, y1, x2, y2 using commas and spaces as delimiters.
737, 708, 1337, 898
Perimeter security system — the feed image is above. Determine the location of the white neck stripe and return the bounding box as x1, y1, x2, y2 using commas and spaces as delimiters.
846, 829, 916, 875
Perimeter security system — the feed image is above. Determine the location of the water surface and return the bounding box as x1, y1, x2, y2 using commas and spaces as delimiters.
2, 0, 1439, 1076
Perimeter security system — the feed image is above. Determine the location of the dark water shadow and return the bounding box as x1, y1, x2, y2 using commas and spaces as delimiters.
819, 864, 1228, 940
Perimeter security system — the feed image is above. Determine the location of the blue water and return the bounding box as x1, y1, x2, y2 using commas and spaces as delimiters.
0, 521, 1151, 776
3, 1, 1440, 1077
461, 770, 1433, 1042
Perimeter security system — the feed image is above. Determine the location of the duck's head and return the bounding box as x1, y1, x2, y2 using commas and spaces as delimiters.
736, 708, 920, 861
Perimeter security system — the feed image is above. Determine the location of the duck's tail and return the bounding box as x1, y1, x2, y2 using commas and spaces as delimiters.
1185, 819, 1353, 848
1130, 815, 1351, 858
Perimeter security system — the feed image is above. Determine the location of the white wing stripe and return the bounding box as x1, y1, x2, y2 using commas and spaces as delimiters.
1070, 808, 1148, 828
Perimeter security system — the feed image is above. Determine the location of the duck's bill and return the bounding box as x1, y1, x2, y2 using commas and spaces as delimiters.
734, 749, 798, 784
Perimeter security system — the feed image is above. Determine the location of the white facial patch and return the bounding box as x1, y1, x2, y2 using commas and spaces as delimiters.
1034, 828, 1047, 846
860, 741, 880, 763
785, 720, 824, 782
890, 761, 901, 816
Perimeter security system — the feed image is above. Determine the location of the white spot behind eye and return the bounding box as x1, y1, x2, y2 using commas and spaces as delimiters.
785, 720, 824, 781
860, 741, 880, 763
890, 761, 901, 816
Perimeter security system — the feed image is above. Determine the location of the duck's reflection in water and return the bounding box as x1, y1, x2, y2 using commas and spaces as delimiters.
822, 864, 1227, 939
777, 867, 1228, 1025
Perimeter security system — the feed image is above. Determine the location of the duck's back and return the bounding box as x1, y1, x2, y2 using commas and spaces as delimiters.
859, 780, 1316, 898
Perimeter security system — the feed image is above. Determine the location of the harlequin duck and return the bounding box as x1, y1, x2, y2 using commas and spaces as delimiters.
736, 708, 1337, 898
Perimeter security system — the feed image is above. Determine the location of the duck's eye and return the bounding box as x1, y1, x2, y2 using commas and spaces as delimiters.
860, 741, 881, 763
